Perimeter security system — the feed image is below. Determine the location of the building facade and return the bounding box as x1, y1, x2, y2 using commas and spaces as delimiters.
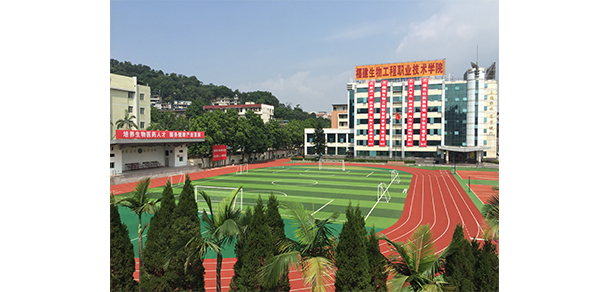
203, 102, 275, 123
110, 73, 205, 175
304, 60, 498, 161
110, 73, 151, 138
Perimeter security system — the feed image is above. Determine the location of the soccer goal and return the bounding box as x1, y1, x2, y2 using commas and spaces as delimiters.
366, 170, 401, 220
194, 185, 243, 211
236, 164, 249, 175
319, 159, 345, 171
171, 173, 186, 188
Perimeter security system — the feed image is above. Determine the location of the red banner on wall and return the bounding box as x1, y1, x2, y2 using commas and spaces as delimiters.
406, 79, 415, 147
213, 145, 227, 161
420, 78, 428, 147
379, 80, 388, 147
367, 81, 375, 146
116, 130, 205, 140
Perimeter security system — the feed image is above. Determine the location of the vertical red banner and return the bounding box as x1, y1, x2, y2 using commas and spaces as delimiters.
367, 80, 375, 146
406, 79, 415, 147
379, 80, 388, 147
420, 78, 428, 147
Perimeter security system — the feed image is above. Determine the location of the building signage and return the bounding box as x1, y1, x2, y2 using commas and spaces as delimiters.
355, 59, 445, 81
367, 81, 375, 146
116, 130, 205, 140
420, 78, 428, 147
213, 145, 227, 161
379, 80, 388, 147
406, 79, 415, 147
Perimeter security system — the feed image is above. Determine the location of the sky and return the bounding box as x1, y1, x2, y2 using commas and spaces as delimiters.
110, 0, 499, 113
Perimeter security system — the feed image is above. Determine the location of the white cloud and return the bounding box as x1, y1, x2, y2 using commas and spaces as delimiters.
395, 1, 499, 74
237, 70, 352, 113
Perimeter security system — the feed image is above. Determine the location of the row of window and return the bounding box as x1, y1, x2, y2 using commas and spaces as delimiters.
356, 140, 442, 146
356, 117, 443, 125
355, 84, 443, 93
356, 94, 443, 103
356, 106, 442, 114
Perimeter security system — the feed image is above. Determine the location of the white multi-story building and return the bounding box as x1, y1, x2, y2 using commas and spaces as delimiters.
304, 60, 498, 162
203, 102, 275, 123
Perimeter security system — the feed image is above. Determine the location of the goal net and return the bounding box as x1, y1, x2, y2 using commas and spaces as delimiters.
194, 185, 243, 211
318, 159, 345, 171
236, 164, 249, 175
366, 170, 401, 220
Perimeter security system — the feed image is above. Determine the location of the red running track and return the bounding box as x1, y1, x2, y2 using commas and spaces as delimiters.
122, 162, 492, 291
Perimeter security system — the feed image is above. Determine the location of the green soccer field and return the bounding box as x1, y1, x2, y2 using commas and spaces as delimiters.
115, 163, 412, 258
185, 164, 411, 228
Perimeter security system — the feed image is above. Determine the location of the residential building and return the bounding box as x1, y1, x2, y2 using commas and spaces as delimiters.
203, 102, 275, 123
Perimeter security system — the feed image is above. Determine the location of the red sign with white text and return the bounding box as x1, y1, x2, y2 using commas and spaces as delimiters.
213, 145, 227, 161
420, 78, 428, 147
406, 79, 415, 147
379, 80, 388, 147
367, 81, 375, 146
116, 130, 205, 140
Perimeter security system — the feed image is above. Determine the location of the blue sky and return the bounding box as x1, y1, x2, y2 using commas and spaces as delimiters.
111, 0, 498, 113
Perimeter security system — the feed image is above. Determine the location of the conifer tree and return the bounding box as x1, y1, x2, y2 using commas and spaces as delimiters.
334, 203, 372, 292
110, 195, 138, 292
140, 180, 178, 291
443, 224, 477, 292
230, 196, 273, 291
265, 193, 290, 291
170, 175, 205, 291
473, 239, 499, 292
231, 207, 253, 289
366, 227, 388, 292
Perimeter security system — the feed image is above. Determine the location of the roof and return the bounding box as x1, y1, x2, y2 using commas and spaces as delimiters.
204, 104, 269, 110
437, 145, 491, 152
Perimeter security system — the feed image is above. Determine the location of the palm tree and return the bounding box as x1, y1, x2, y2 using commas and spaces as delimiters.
115, 109, 138, 130
116, 178, 161, 292
381, 224, 457, 292
259, 201, 340, 292
482, 191, 499, 240
174, 187, 243, 292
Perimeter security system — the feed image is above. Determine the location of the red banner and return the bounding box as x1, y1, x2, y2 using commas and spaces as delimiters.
379, 80, 388, 147
116, 130, 205, 140
406, 79, 415, 147
213, 145, 227, 161
367, 81, 375, 147
420, 78, 428, 147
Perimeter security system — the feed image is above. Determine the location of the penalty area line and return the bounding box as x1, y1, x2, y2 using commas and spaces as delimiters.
311, 199, 334, 215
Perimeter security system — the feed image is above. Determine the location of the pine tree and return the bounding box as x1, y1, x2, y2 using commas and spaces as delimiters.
170, 175, 205, 291
473, 239, 499, 292
366, 227, 387, 292
334, 203, 372, 292
230, 196, 273, 291
111, 196, 138, 292
140, 180, 178, 291
443, 224, 477, 292
231, 207, 253, 289
265, 193, 290, 291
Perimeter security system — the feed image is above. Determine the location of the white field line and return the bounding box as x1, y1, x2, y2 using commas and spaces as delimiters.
366, 171, 374, 177
311, 199, 334, 215
442, 173, 484, 240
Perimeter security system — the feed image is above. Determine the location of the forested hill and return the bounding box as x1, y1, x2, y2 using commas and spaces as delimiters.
110, 59, 327, 123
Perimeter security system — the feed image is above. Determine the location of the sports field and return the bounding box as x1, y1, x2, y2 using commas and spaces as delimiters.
115, 162, 411, 258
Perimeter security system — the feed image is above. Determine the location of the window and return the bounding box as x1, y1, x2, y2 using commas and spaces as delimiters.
110, 162, 114, 168
140, 122, 145, 129
140, 107, 144, 115
128, 92, 134, 99
140, 94, 144, 100
110, 153, 115, 157
128, 106, 133, 113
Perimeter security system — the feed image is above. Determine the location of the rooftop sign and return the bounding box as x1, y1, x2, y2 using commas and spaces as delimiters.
355, 59, 445, 81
